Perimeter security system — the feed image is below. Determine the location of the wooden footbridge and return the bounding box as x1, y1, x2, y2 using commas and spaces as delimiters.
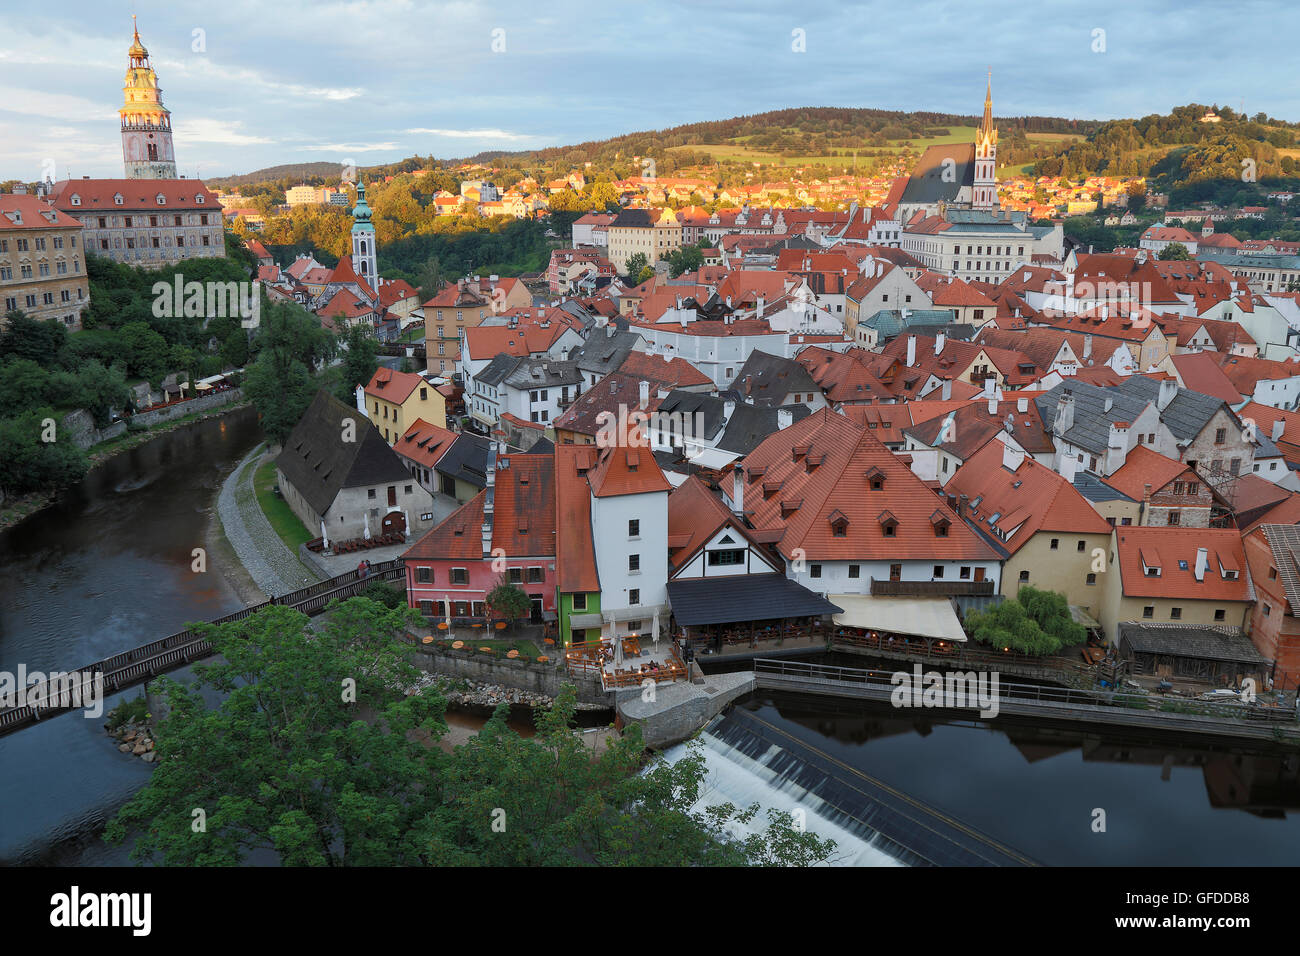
0, 560, 404, 737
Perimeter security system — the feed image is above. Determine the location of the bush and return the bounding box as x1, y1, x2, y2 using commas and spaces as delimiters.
359, 580, 405, 609
106, 694, 150, 730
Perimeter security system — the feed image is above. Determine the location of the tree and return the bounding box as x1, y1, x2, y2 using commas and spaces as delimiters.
104, 598, 838, 866
625, 253, 649, 281
103, 599, 447, 866
636, 265, 656, 284
244, 354, 315, 447
964, 586, 1086, 655
0, 407, 89, 497
74, 360, 131, 428
485, 575, 531, 625
0, 311, 69, 365
336, 325, 379, 404
1158, 241, 1191, 260
117, 321, 171, 384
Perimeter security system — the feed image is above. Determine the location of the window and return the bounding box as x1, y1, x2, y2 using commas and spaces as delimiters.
809, 564, 822, 578
1167, 511, 1181, 526
1215, 427, 1227, 444
628, 519, 639, 537
628, 554, 640, 572
416, 567, 432, 584
1186, 483, 1199, 496
450, 568, 468, 585
367, 489, 376, 499
1214, 609, 1225, 622
848, 564, 860, 578
629, 589, 640, 605
1019, 570, 1030, 582
933, 565, 944, 579
419, 600, 434, 616
1170, 607, 1182, 620
572, 593, 587, 611
1050, 538, 1059, 550
404, 484, 413, 495
508, 568, 523, 584
1143, 606, 1154, 619
527, 567, 544, 583
708, 549, 744, 566
1172, 481, 1185, 495
1086, 573, 1097, 585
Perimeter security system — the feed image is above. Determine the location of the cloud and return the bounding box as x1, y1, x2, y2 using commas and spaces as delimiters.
173, 118, 274, 145
405, 128, 540, 141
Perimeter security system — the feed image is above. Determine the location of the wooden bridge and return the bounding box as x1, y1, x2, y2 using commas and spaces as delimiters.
751, 658, 1300, 743
0, 560, 404, 737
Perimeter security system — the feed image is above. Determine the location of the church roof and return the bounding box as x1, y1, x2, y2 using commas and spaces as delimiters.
899, 144, 976, 205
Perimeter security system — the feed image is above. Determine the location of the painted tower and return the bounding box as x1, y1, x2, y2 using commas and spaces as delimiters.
973, 74, 999, 212
120, 17, 178, 179
351, 182, 377, 282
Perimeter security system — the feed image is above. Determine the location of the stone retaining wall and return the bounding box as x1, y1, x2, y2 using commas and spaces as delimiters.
66, 388, 245, 449
412, 646, 607, 704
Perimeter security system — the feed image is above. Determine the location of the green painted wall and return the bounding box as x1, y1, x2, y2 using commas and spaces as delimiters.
558, 591, 601, 646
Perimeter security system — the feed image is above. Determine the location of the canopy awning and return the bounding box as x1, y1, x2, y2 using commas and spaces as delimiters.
667, 573, 842, 627
830, 595, 967, 643
569, 612, 603, 629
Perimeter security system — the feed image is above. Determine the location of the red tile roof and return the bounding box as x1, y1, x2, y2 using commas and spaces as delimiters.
48, 178, 221, 210
667, 476, 777, 575
365, 367, 425, 404
587, 429, 671, 498
554, 443, 601, 593
0, 193, 82, 231
394, 418, 457, 469
1102, 446, 1197, 501
1114, 527, 1251, 601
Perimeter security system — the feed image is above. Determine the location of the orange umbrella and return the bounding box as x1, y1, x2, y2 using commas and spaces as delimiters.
506, 649, 519, 659
495, 621, 507, 630
421, 636, 433, 644
437, 622, 449, 631
451, 640, 464, 649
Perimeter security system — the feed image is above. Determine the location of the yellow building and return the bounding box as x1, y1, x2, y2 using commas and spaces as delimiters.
0, 192, 89, 330
606, 207, 681, 273
364, 368, 447, 445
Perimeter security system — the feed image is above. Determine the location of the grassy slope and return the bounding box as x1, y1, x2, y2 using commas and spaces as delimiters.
253, 456, 314, 551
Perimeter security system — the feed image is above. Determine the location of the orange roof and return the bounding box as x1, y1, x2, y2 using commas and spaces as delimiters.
587, 429, 671, 498
739, 407, 1001, 562
48, 178, 220, 210
394, 418, 457, 469
617, 349, 712, 388
1114, 528, 1251, 601
464, 322, 571, 359
1102, 446, 1198, 501
943, 440, 1111, 554
554, 444, 601, 593
667, 476, 777, 574
0, 193, 82, 232
365, 367, 425, 404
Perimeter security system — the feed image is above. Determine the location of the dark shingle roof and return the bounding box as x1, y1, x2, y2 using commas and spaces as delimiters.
475, 353, 520, 388
1074, 471, 1135, 503
568, 328, 642, 375
276, 390, 411, 516
734, 350, 820, 407
716, 403, 812, 455
666, 573, 842, 626
1035, 381, 1150, 455
899, 144, 975, 205
436, 432, 493, 488
1118, 622, 1269, 664
1116, 377, 1226, 442
654, 390, 729, 443
503, 358, 582, 390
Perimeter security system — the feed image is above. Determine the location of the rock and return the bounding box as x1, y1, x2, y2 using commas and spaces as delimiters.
132, 742, 147, 755
118, 743, 132, 753
142, 752, 157, 763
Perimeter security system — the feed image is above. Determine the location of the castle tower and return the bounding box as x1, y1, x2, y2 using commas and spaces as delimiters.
351, 183, 377, 282
120, 17, 177, 179
973, 73, 999, 211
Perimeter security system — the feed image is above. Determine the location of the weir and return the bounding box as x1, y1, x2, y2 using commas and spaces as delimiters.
667, 706, 1037, 866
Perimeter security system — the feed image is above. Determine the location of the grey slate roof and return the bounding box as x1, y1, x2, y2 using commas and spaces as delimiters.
276, 389, 411, 516
568, 327, 642, 376
1116, 376, 1227, 442
734, 350, 820, 407
654, 390, 729, 443
1035, 381, 1150, 455
475, 353, 520, 388
436, 432, 493, 488
1260, 524, 1300, 612
503, 358, 582, 390
1074, 471, 1135, 503
1117, 622, 1269, 664
899, 144, 974, 205
716, 403, 812, 455
666, 573, 842, 626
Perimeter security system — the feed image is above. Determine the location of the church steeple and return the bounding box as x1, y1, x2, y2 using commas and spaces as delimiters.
351, 183, 377, 282
972, 71, 998, 212
120, 17, 177, 179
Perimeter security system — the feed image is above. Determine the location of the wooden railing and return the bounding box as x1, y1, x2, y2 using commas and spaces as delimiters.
869, 578, 995, 596
0, 562, 404, 735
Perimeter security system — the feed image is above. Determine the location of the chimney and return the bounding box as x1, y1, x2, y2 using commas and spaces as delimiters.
1054, 389, 1076, 436
724, 399, 736, 421
941, 379, 952, 401
934, 332, 946, 356
1194, 547, 1209, 583
1058, 454, 1077, 482
1104, 397, 1113, 413
777, 407, 793, 430
1273, 418, 1286, 441
1157, 377, 1177, 411
639, 379, 650, 407
732, 466, 745, 517
1108, 420, 1129, 449
906, 335, 917, 368
1002, 443, 1025, 472
1016, 397, 1028, 413
958, 493, 968, 517
1083, 333, 1093, 360
757, 296, 765, 319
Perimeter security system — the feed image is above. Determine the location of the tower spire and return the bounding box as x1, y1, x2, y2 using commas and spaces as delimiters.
121, 19, 177, 178
980, 69, 995, 141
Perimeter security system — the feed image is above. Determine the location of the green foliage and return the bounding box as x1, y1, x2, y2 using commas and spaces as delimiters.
336, 325, 379, 404
0, 407, 89, 496
245, 356, 315, 447
666, 243, 705, 278
1158, 241, 1191, 260
625, 253, 649, 281
106, 694, 150, 730
0, 312, 69, 364
485, 576, 531, 622
103, 598, 837, 866
359, 580, 405, 609
964, 586, 1086, 656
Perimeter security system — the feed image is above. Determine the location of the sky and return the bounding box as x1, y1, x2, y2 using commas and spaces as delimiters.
1, 0, 1297, 181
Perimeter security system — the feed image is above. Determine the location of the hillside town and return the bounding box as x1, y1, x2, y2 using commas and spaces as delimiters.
5, 9, 1300, 882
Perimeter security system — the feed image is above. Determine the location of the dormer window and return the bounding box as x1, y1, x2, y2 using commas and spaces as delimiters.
930, 511, 951, 537
196, 195, 205, 204
782, 499, 803, 519
156, 194, 166, 205
70, 194, 81, 206
113, 193, 124, 205
762, 480, 782, 501
791, 443, 811, 462
828, 510, 849, 537
865, 466, 885, 491
877, 510, 898, 537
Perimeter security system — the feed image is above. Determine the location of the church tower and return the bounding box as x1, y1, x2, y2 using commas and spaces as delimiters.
351, 183, 377, 282
973, 74, 999, 211
120, 17, 177, 179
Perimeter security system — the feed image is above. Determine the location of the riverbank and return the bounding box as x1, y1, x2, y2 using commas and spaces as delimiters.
0, 400, 254, 534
